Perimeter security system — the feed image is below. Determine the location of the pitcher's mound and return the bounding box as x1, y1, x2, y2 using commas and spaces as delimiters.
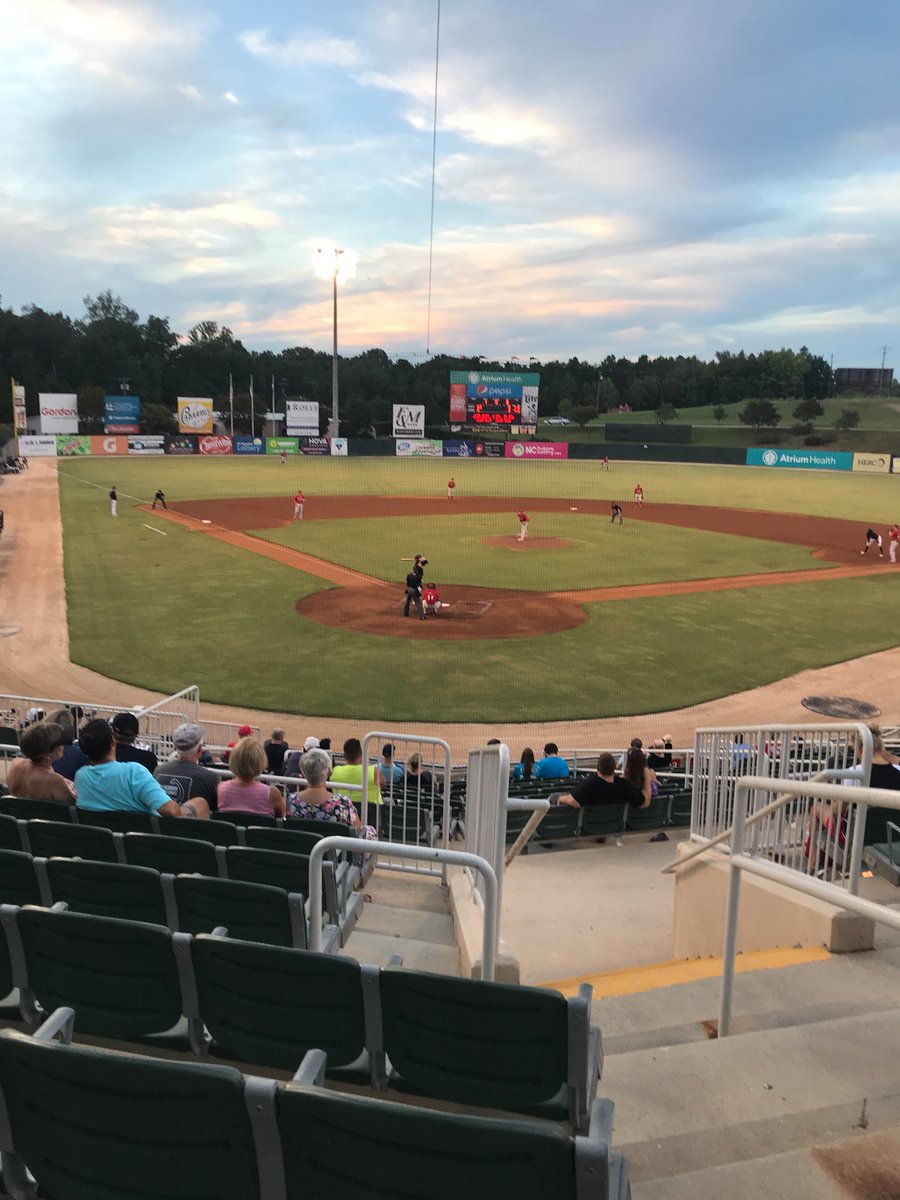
297, 584, 585, 640
483, 536, 573, 551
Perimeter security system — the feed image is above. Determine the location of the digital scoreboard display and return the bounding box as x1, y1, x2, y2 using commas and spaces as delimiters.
449, 370, 540, 427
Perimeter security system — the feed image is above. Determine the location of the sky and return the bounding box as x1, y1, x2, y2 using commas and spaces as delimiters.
2, 0, 900, 368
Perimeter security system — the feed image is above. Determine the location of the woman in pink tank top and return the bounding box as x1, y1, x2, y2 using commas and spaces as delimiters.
217, 737, 286, 817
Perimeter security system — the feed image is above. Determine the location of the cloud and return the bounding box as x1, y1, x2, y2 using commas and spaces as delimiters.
239, 28, 360, 68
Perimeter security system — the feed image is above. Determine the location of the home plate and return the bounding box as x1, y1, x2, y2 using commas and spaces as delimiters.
570, 507, 578, 510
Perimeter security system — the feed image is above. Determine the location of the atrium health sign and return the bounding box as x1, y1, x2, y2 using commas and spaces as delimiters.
746, 448, 852, 471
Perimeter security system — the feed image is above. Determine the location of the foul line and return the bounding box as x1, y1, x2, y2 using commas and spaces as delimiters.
142, 524, 167, 536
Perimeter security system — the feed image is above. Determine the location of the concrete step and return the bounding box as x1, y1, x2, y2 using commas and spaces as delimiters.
603, 1009, 900, 1183
633, 1119, 900, 1200
340, 928, 460, 975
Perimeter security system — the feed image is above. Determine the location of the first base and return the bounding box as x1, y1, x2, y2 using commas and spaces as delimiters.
202, 519, 212, 525
570, 506, 578, 511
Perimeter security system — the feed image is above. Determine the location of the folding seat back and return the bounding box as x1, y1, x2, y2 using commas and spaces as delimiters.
24, 819, 119, 864
0, 1028, 266, 1200
285, 817, 352, 840
0, 795, 73, 821
505, 807, 535, 846
245, 826, 322, 856
123, 831, 221, 876
667, 788, 693, 827
157, 814, 239, 845
533, 804, 580, 843
378, 803, 428, 844
15, 908, 189, 1040
173, 875, 306, 948
192, 935, 367, 1072
580, 804, 626, 840
225, 846, 311, 893
75, 808, 156, 834
0, 813, 22, 850
0, 849, 47, 907
624, 793, 668, 832
213, 809, 277, 829
45, 858, 169, 927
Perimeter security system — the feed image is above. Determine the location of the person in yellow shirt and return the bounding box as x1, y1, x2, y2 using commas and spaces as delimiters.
329, 737, 384, 806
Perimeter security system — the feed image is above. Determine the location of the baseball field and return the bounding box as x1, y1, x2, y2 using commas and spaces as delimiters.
54, 455, 900, 723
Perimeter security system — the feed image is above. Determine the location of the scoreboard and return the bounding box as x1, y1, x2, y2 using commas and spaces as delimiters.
449, 370, 540, 428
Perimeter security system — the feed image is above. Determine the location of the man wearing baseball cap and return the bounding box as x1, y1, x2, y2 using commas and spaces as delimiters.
111, 711, 158, 773
155, 723, 221, 811
223, 723, 254, 764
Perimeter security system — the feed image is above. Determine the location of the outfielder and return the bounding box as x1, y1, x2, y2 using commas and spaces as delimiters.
516, 510, 529, 542
293, 490, 305, 520
447, 477, 456, 501
633, 484, 643, 506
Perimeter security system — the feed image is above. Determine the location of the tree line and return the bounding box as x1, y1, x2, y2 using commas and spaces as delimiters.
0, 290, 841, 436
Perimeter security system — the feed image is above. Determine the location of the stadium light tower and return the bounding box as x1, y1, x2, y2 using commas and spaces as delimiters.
314, 245, 356, 438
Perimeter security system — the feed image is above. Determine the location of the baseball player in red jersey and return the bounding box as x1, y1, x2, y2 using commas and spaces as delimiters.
280, 449, 286, 465
516, 510, 529, 542
890, 524, 899, 563
633, 484, 643, 506
293, 490, 304, 520
447, 477, 456, 501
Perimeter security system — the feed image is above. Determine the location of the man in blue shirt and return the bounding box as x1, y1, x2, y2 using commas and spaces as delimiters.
75, 719, 210, 818
533, 742, 570, 780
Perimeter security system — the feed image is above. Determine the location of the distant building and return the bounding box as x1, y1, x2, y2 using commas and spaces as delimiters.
835, 367, 893, 393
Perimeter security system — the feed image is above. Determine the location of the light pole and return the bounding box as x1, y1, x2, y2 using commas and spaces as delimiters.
314, 245, 356, 438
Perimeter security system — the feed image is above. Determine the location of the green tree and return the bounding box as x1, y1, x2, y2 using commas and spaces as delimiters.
140, 403, 177, 435
656, 402, 678, 424
739, 399, 781, 434
596, 377, 618, 412
793, 397, 824, 423
713, 405, 726, 423
834, 408, 860, 431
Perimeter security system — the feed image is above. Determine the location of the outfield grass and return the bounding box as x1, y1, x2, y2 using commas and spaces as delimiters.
57, 457, 900, 721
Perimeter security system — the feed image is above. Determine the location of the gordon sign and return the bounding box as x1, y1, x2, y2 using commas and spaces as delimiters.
39, 393, 78, 435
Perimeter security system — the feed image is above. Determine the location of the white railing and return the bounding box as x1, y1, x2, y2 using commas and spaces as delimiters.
307, 837, 500, 979
717, 776, 900, 1036
462, 742, 512, 910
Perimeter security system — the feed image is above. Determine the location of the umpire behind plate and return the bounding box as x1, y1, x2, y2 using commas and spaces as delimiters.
403, 557, 427, 620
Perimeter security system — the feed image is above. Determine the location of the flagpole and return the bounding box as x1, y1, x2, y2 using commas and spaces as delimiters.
250, 375, 255, 437
228, 374, 234, 437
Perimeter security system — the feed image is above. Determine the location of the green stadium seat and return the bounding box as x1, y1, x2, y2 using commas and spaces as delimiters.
22, 818, 120, 864
0, 813, 22, 850
505, 806, 537, 847
244, 826, 323, 856
0, 795, 74, 821
0, 849, 49, 907
285, 816, 353, 840
123, 831, 224, 876
667, 788, 693, 827
580, 805, 626, 841
172, 874, 308, 949
533, 804, 580, 845
378, 969, 602, 1130
75, 808, 157, 834
213, 809, 278, 829
624, 794, 669, 833
157, 814, 240, 845
378, 802, 430, 844
224, 847, 339, 927
45, 858, 170, 927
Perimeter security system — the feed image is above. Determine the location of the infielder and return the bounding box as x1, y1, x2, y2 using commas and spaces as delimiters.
109, 486, 117, 517
516, 510, 529, 542
861, 528, 884, 558
890, 524, 900, 563
447, 477, 456, 501
633, 484, 643, 506
293, 490, 305, 520
152, 489, 167, 511
610, 501, 623, 525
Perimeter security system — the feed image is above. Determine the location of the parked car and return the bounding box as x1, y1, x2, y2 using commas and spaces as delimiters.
544, 416, 571, 426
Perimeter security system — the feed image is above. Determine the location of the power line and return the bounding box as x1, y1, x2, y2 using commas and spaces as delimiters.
425, 0, 441, 356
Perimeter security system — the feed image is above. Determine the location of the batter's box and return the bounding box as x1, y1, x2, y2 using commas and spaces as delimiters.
454, 600, 493, 617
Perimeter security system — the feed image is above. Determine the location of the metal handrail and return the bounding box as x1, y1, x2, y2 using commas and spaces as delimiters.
718, 776, 900, 1036
307, 837, 499, 979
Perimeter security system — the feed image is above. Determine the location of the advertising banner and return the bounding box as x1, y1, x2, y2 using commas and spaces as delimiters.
474, 440, 504, 457
55, 435, 91, 456
177, 397, 214, 434
164, 435, 197, 456
396, 438, 443, 457
91, 435, 128, 456
12, 382, 26, 433
392, 404, 425, 437
232, 436, 265, 455
746, 448, 852, 471
449, 383, 467, 423
18, 435, 57, 457
286, 400, 319, 436
300, 437, 331, 455
127, 435, 165, 456
266, 437, 299, 456
852, 451, 891, 474
505, 441, 569, 460
104, 395, 140, 434
330, 438, 348, 456
442, 439, 475, 457
521, 386, 539, 425
39, 393, 78, 435
198, 434, 233, 455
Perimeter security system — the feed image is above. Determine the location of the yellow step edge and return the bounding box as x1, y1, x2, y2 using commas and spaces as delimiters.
541, 944, 832, 999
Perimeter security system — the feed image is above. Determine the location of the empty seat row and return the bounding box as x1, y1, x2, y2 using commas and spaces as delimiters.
0, 903, 603, 1133
0, 1013, 629, 1200
505, 791, 692, 849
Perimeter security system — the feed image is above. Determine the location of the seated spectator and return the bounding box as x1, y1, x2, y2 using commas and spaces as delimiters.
319, 737, 332, 752
111, 712, 158, 773
46, 708, 88, 782
380, 743, 405, 789
406, 751, 440, 797
264, 728, 290, 775
622, 746, 658, 806
558, 753, 644, 809
7, 722, 76, 806
617, 736, 643, 770
217, 737, 285, 818
155, 723, 221, 811
512, 747, 536, 782
330, 737, 384, 805
75, 719, 208, 818
533, 742, 570, 780
223, 723, 254, 764
646, 738, 673, 772
288, 748, 375, 838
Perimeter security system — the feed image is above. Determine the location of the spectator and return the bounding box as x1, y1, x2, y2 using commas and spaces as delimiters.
380, 743, 405, 788
330, 737, 384, 805
622, 746, 658, 806
533, 742, 570, 780
264, 728, 290, 776
646, 738, 673, 772
46, 708, 88, 782
319, 737, 332, 752
617, 737, 643, 770
288, 748, 375, 839
7, 722, 76, 806
75, 719, 208, 818
111, 712, 158, 773
223, 723, 254, 765
558, 752, 644, 809
285, 736, 325, 780
155, 723, 221, 812
406, 751, 440, 796
512, 748, 536, 782
217, 737, 285, 818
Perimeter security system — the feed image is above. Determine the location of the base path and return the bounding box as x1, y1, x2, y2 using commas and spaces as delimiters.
2, 462, 898, 756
